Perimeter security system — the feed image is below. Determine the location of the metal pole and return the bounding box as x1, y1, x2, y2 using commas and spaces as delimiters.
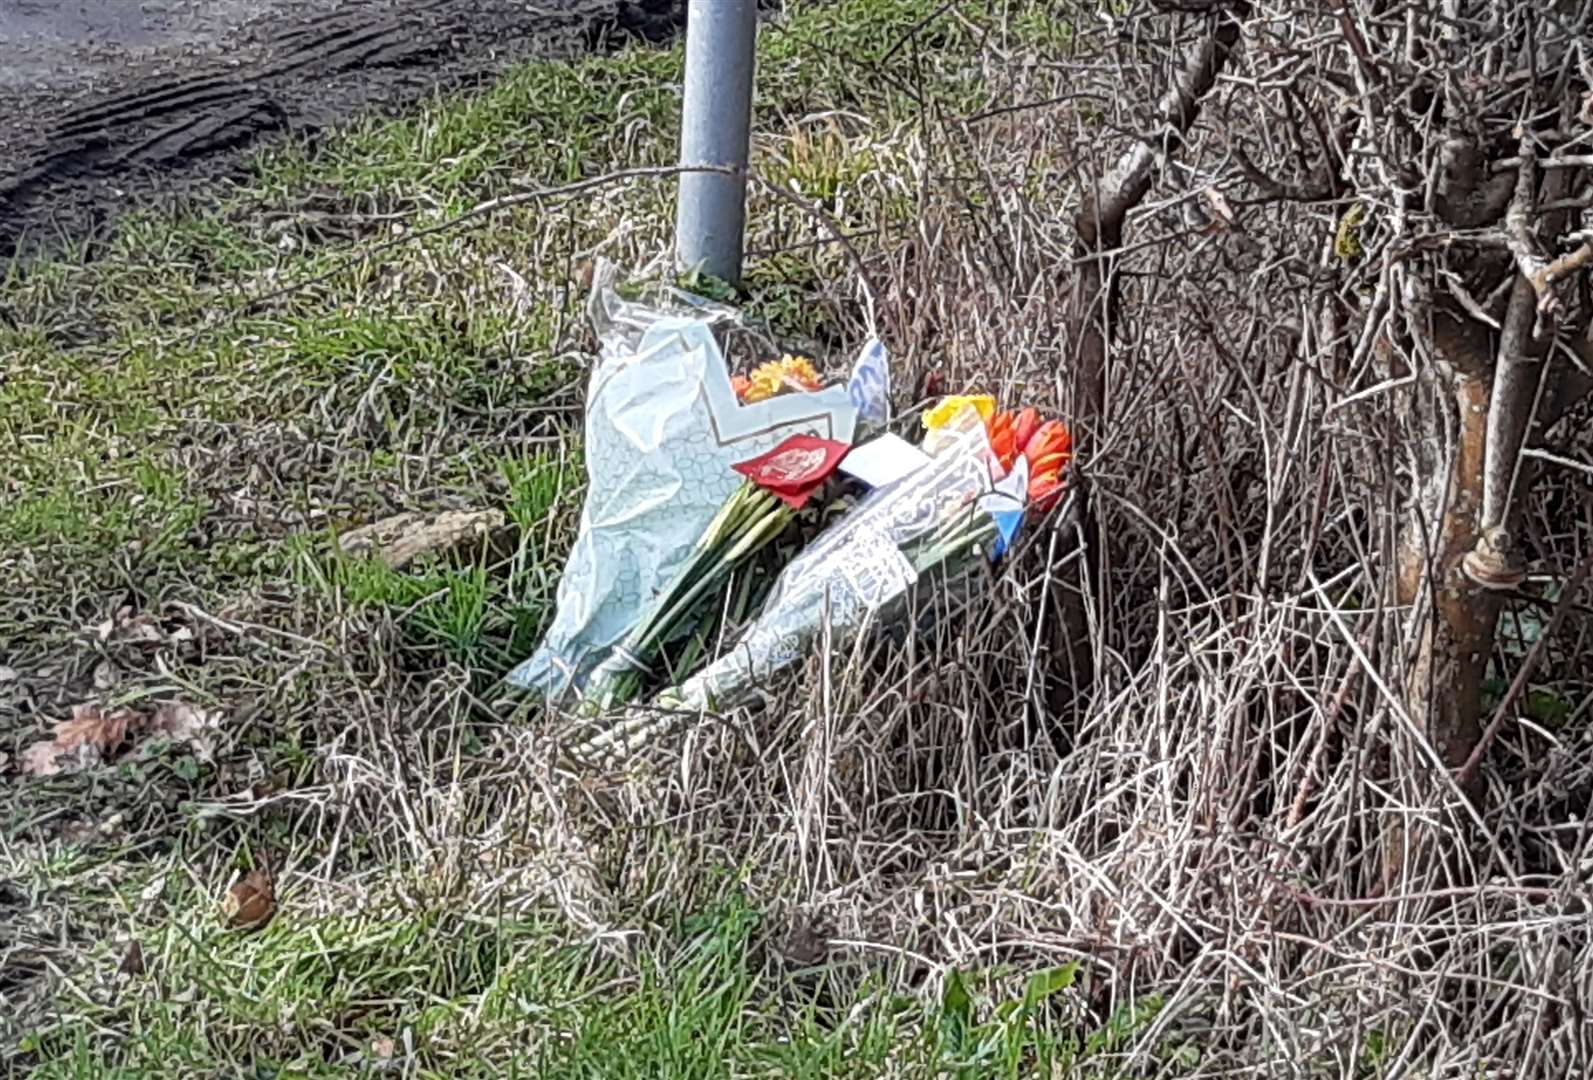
675, 0, 757, 285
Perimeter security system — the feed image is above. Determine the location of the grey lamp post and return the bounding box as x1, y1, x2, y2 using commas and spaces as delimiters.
674, 0, 758, 285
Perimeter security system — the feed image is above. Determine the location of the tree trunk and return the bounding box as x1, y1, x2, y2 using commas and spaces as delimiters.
1384, 299, 1500, 889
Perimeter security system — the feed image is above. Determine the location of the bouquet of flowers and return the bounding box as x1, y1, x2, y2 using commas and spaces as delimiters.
577, 430, 851, 711
568, 394, 1071, 762
575, 356, 877, 711
503, 259, 873, 702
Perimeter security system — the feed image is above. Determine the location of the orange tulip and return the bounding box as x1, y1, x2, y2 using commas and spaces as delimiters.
1012, 407, 1040, 449
1023, 420, 1072, 511
986, 410, 1020, 469
1029, 472, 1063, 511
986, 406, 1058, 475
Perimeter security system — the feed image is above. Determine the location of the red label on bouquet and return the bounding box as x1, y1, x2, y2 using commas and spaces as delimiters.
734, 434, 851, 509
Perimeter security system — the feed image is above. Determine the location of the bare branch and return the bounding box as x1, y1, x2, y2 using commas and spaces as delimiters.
1502, 141, 1559, 315
1077, 5, 1249, 252
1539, 238, 1593, 286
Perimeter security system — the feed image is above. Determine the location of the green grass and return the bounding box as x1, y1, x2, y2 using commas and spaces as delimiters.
0, 1, 1177, 1074
19, 892, 1173, 1078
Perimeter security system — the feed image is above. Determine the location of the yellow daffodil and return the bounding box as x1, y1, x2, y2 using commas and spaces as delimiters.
921, 394, 996, 430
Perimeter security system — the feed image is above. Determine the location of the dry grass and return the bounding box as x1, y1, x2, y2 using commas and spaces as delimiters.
3, 1, 1592, 1076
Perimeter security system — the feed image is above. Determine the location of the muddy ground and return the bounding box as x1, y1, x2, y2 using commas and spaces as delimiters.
0, 0, 684, 259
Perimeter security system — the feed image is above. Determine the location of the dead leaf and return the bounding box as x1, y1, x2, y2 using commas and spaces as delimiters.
118, 940, 145, 976
337, 509, 508, 570
55, 703, 141, 753
92, 659, 118, 691
20, 704, 143, 776
149, 702, 221, 763
777, 910, 831, 966
93, 607, 164, 646
94, 606, 129, 641
222, 869, 275, 930
21, 741, 69, 776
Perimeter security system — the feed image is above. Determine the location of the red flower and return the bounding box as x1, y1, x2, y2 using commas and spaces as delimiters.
1013, 407, 1040, 449
987, 411, 1018, 469
985, 406, 1041, 471
1023, 420, 1072, 511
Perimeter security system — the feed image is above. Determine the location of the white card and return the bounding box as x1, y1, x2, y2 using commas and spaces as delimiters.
839, 433, 933, 489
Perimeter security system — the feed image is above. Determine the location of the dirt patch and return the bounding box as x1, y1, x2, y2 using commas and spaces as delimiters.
0, 0, 684, 260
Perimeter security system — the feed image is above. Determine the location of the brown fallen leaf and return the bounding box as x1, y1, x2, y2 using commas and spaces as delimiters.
222, 869, 276, 930
118, 940, 146, 976
21, 742, 68, 777
149, 702, 221, 763
93, 607, 165, 646
336, 509, 508, 570
20, 703, 145, 777
57, 702, 141, 752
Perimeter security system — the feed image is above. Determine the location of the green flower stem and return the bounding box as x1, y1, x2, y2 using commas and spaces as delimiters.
645, 501, 790, 650
905, 508, 997, 575
584, 481, 795, 710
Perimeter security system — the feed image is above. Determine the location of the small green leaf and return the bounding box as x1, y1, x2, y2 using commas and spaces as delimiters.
1021, 963, 1079, 1010
1526, 690, 1572, 727
939, 968, 974, 1054
942, 968, 972, 1024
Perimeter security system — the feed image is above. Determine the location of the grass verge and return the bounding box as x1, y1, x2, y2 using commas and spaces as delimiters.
1, 1, 1162, 1075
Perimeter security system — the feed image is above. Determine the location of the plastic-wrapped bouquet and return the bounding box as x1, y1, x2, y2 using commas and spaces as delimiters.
569, 397, 1071, 762
577, 431, 852, 712
670, 399, 1070, 710
503, 262, 862, 701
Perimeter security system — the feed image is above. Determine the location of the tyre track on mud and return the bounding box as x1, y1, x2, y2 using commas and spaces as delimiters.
0, 0, 684, 260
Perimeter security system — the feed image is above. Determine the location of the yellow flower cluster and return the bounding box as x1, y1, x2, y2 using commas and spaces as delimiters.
739, 355, 824, 403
